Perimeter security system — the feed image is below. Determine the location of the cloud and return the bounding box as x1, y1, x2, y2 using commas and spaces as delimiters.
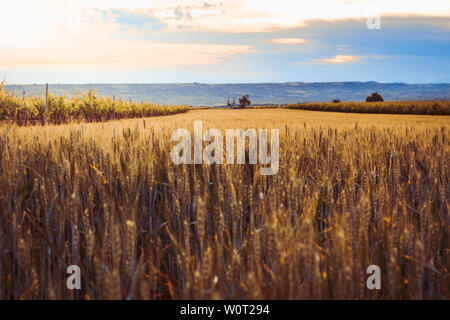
337, 44, 350, 52
270, 38, 307, 45
0, 2, 252, 70
146, 0, 450, 32
153, 2, 224, 22
1, 1, 450, 38
321, 55, 358, 63
0, 40, 253, 70
103, 9, 167, 31
0, 0, 449, 83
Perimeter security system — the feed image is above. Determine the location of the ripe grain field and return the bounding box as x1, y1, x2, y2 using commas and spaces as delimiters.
0, 109, 448, 300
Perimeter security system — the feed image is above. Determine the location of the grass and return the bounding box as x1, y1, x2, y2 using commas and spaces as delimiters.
0, 109, 448, 300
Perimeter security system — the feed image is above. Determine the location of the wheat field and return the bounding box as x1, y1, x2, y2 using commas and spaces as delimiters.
0, 109, 448, 300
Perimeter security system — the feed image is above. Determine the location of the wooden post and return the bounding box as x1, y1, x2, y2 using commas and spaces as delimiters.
44, 83, 48, 125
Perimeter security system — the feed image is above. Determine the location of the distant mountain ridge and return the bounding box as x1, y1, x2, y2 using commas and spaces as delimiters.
6, 82, 450, 106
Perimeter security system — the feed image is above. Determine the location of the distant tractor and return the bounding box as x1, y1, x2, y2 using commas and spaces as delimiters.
228, 95, 251, 109
366, 92, 384, 102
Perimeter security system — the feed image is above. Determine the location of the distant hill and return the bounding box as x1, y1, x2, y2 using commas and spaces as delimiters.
5, 82, 450, 106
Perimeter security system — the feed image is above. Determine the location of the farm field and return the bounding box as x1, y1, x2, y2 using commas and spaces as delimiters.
281, 100, 450, 115
0, 83, 188, 125
0, 108, 448, 300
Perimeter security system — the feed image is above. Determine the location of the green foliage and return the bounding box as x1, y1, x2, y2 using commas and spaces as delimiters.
366, 92, 384, 102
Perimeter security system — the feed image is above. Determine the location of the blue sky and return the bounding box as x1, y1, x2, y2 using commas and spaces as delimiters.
0, 1, 449, 84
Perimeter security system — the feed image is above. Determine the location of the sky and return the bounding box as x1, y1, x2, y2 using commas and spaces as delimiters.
0, 0, 449, 84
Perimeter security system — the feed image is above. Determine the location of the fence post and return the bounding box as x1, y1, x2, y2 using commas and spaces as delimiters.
44, 83, 48, 124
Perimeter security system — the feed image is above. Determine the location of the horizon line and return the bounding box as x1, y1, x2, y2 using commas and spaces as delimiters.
5, 81, 450, 86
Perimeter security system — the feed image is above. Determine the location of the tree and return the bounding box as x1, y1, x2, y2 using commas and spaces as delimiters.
332, 99, 340, 103
239, 95, 251, 108
366, 92, 384, 102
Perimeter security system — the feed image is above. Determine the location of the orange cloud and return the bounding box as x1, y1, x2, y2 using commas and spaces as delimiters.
0, 3, 253, 70
321, 55, 358, 63
0, 40, 253, 70
270, 38, 307, 44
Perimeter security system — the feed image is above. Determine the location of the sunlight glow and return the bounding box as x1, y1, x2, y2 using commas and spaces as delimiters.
0, 0, 448, 73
